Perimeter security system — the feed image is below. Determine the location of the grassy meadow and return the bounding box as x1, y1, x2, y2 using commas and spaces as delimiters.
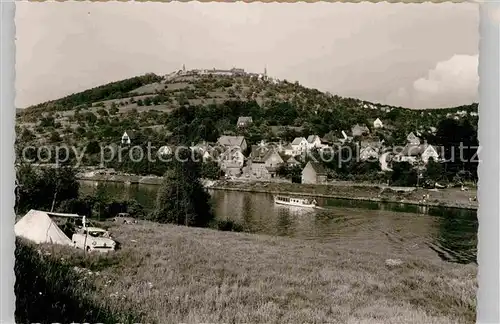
14, 238, 142, 323
28, 220, 477, 324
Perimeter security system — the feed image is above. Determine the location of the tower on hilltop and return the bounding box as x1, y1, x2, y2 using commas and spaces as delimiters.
182, 64, 186, 72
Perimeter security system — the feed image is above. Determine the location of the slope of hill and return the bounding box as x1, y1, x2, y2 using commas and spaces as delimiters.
16, 69, 478, 152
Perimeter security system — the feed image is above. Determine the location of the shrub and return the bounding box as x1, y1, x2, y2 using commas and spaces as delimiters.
210, 219, 246, 232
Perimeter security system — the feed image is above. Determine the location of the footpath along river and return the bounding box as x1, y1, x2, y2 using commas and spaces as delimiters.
80, 181, 477, 265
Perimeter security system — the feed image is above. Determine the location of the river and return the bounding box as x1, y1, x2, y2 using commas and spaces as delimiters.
80, 180, 477, 265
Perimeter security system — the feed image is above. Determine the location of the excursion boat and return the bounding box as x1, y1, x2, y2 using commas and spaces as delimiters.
274, 195, 317, 208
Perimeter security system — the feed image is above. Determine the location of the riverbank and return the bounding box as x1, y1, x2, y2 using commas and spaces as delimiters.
212, 181, 478, 210
77, 173, 163, 185
42, 220, 476, 324
77, 174, 478, 210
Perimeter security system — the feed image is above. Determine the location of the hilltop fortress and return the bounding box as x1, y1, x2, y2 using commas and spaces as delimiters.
165, 65, 276, 83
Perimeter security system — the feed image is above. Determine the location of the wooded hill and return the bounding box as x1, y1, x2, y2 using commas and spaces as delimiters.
16, 71, 478, 150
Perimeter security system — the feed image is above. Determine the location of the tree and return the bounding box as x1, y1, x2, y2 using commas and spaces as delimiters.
423, 158, 443, 183
433, 118, 478, 181
200, 160, 223, 180
20, 128, 35, 142
109, 105, 119, 115
16, 165, 79, 214
86, 140, 101, 155
57, 196, 95, 218
151, 149, 213, 227
93, 183, 109, 221
49, 131, 61, 143
97, 107, 109, 117
85, 112, 98, 125
390, 162, 418, 187
277, 164, 302, 183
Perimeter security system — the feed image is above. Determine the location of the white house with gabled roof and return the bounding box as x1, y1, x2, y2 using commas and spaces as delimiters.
291, 137, 308, 155
373, 118, 384, 129
121, 131, 134, 145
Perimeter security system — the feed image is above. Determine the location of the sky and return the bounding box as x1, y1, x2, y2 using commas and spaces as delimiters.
15, 2, 479, 109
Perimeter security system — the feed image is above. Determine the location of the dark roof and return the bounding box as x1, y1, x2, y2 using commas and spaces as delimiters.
351, 124, 370, 136
401, 144, 425, 156
407, 132, 421, 143
217, 135, 246, 147
307, 135, 320, 143
284, 155, 300, 165
291, 137, 306, 145
251, 146, 283, 164
250, 145, 269, 163
278, 152, 290, 160
262, 149, 284, 163
352, 124, 369, 131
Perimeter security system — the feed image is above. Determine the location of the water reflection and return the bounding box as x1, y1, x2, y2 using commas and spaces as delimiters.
79, 181, 477, 264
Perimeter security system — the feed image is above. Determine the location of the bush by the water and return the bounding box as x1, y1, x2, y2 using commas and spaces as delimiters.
58, 194, 145, 221
14, 238, 140, 323
210, 219, 246, 232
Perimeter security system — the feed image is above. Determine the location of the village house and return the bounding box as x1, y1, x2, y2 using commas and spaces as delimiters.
420, 144, 440, 164
237, 116, 253, 128
282, 143, 295, 156
121, 131, 134, 145
395, 141, 440, 165
394, 144, 419, 164
406, 132, 421, 145
321, 132, 336, 146
158, 145, 173, 156
306, 135, 322, 150
359, 145, 379, 162
351, 124, 370, 138
291, 137, 309, 155
301, 161, 328, 184
373, 118, 384, 129
282, 154, 301, 167
248, 146, 284, 179
271, 141, 286, 153
319, 132, 337, 148
219, 147, 245, 176
190, 142, 215, 162
208, 146, 225, 162
217, 135, 248, 152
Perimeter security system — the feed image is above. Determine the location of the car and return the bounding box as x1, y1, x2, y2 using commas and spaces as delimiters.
72, 227, 116, 252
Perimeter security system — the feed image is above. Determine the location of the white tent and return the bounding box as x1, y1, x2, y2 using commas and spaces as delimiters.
14, 209, 78, 246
